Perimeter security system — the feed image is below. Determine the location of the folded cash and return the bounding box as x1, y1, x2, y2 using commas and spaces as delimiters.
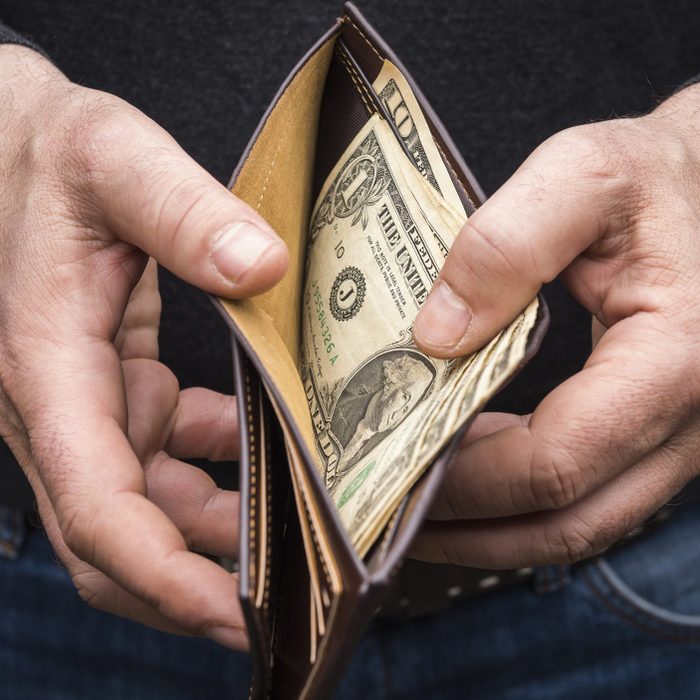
300, 60, 539, 555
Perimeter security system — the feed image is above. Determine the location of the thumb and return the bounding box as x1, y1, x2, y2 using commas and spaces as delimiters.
77, 96, 288, 297
413, 124, 633, 357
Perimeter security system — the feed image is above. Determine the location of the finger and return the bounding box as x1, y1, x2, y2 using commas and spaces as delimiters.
122, 359, 239, 462
44, 514, 198, 637
27, 461, 211, 638
122, 358, 180, 462
426, 411, 525, 519
412, 434, 694, 569
115, 257, 161, 361
73, 97, 288, 297
413, 122, 635, 357
428, 316, 688, 520
166, 387, 240, 462
459, 411, 527, 445
145, 453, 240, 559
122, 360, 239, 558
16, 341, 247, 647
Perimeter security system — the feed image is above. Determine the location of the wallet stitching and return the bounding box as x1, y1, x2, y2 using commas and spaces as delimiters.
246, 371, 258, 592
255, 137, 285, 212
300, 489, 332, 592
336, 46, 375, 116
263, 403, 273, 612
337, 46, 375, 117
262, 402, 272, 610
245, 371, 259, 700
342, 15, 382, 61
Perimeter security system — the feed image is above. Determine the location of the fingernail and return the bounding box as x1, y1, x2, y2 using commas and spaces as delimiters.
205, 625, 248, 650
210, 222, 282, 282
414, 281, 472, 348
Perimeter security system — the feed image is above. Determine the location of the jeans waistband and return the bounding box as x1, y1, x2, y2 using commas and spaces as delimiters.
0, 506, 26, 560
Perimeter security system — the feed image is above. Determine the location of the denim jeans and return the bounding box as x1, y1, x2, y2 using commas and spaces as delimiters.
2, 506, 700, 700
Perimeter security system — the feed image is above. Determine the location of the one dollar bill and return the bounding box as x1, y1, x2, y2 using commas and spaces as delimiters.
300, 61, 537, 553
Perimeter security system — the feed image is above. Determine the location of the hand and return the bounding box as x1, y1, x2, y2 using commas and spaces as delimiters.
411, 83, 700, 569
0, 45, 288, 647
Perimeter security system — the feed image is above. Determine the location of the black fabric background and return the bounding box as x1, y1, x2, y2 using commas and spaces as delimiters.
1, 0, 699, 508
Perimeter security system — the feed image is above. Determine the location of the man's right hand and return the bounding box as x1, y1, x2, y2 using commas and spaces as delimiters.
0, 45, 288, 648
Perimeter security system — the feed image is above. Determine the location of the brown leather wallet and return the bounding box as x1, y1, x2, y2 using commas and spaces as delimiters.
212, 4, 549, 698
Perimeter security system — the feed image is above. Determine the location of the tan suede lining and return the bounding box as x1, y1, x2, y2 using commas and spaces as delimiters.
219, 36, 337, 460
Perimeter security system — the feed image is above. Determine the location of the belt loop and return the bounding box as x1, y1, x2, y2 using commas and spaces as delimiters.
534, 565, 571, 594
0, 506, 27, 560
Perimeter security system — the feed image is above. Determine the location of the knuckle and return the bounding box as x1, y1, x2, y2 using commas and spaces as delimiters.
123, 280, 162, 332
526, 443, 586, 511
211, 396, 238, 461
454, 213, 524, 287
142, 174, 215, 258
150, 360, 179, 399
158, 363, 180, 406
186, 488, 224, 549
442, 476, 468, 520
61, 91, 141, 179
545, 121, 638, 194
153, 571, 213, 634
542, 517, 600, 564
59, 502, 99, 564
116, 327, 160, 361
438, 538, 471, 568
71, 568, 111, 610
124, 358, 179, 408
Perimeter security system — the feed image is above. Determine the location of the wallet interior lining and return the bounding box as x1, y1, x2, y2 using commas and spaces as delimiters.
220, 35, 339, 462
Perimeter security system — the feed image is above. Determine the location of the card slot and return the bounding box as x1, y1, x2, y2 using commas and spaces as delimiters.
254, 386, 269, 610
312, 42, 376, 201
339, 13, 385, 82
265, 382, 345, 602
235, 353, 300, 700
338, 42, 452, 192
233, 351, 269, 698
266, 502, 315, 699
286, 442, 333, 639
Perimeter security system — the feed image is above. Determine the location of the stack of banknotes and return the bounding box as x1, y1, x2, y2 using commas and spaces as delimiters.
300, 59, 538, 556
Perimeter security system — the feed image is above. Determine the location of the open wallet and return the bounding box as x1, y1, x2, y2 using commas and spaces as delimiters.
211, 4, 549, 698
